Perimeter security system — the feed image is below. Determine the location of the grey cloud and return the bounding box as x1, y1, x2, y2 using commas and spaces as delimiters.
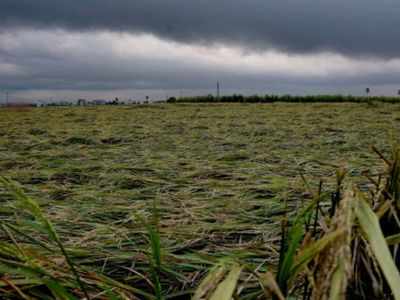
1, 0, 400, 58
2, 29, 400, 100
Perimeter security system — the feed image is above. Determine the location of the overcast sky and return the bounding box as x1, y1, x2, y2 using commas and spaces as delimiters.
1, 0, 400, 102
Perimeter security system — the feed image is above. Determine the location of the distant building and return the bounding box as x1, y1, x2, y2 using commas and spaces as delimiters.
77, 99, 87, 106
91, 99, 107, 105
58, 101, 72, 106
107, 97, 120, 105
33, 101, 45, 107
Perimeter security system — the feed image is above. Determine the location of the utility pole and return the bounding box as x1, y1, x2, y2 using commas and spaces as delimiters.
217, 81, 220, 100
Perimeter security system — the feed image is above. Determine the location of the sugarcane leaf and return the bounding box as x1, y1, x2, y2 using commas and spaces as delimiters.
209, 264, 242, 300
192, 265, 227, 300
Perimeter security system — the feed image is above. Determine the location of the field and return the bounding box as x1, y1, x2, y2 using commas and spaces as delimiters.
1, 103, 400, 299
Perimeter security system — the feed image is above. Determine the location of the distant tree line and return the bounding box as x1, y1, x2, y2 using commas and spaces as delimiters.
167, 94, 400, 104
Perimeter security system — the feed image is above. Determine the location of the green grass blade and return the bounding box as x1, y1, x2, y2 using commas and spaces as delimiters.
277, 196, 319, 293
277, 222, 303, 293
0, 177, 90, 299
355, 194, 400, 300
44, 279, 79, 300
290, 229, 343, 280
135, 206, 163, 300
386, 233, 400, 246
0, 258, 78, 300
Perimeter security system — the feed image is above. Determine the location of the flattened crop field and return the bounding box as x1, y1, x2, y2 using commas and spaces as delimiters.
0, 102, 399, 298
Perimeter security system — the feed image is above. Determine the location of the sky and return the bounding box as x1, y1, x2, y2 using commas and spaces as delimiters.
1, 0, 400, 102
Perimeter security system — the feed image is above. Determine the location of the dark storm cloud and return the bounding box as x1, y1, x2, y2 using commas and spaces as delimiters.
1, 0, 400, 58
0, 30, 268, 91
1, 29, 400, 96
0, 28, 400, 99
